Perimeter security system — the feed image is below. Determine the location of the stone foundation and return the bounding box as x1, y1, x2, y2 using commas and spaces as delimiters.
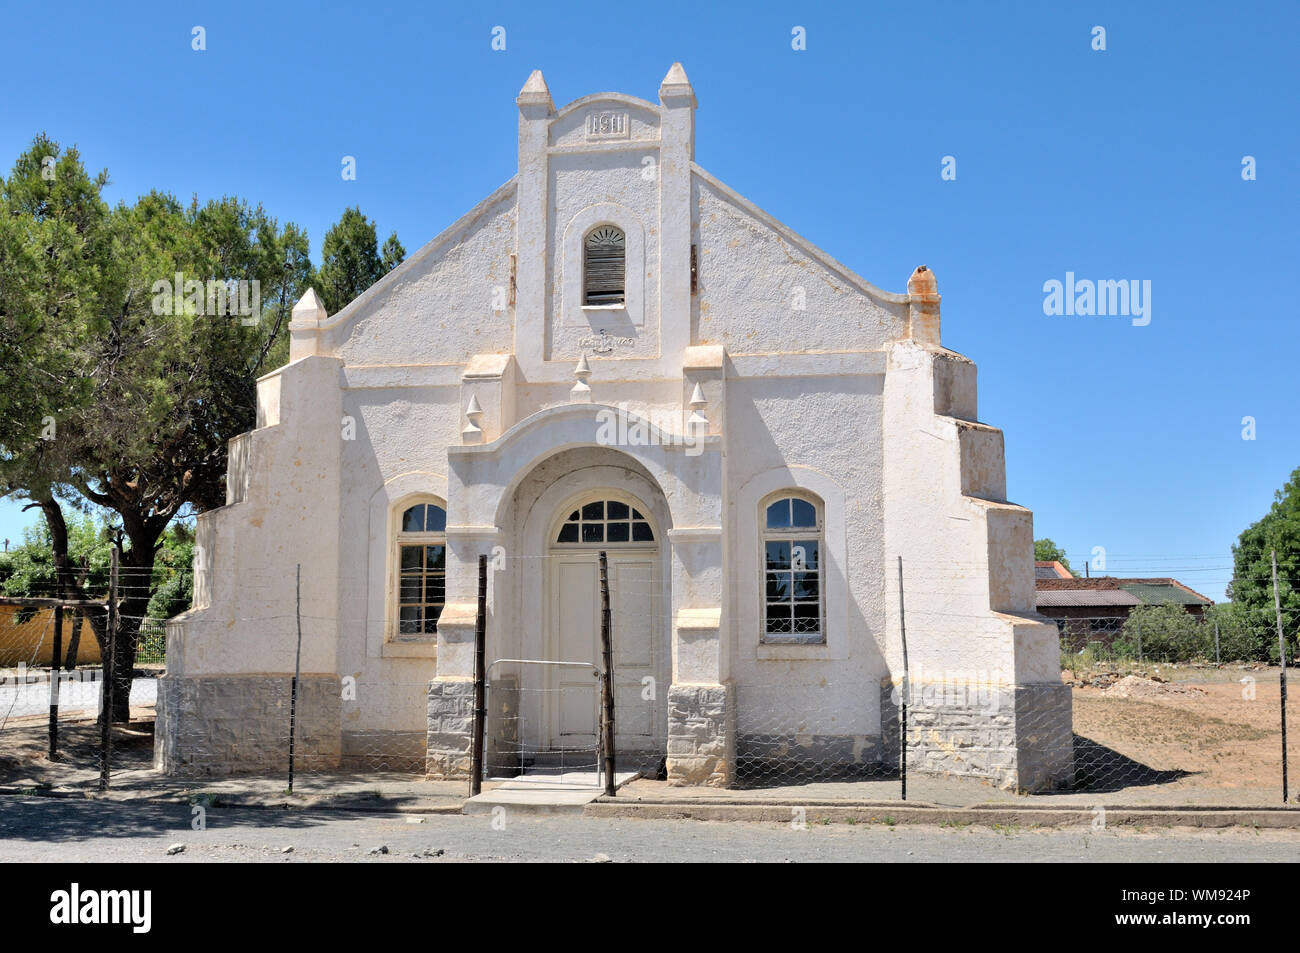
736, 733, 882, 782
666, 682, 735, 786
426, 677, 475, 779
154, 673, 342, 776
879, 678, 1073, 792
340, 730, 426, 772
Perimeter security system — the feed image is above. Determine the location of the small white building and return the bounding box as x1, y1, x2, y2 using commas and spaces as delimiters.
156, 65, 1072, 791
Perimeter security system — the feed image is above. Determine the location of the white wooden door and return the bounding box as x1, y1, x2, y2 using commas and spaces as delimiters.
547, 552, 659, 753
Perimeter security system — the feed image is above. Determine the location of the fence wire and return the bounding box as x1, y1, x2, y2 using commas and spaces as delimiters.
2, 557, 1298, 807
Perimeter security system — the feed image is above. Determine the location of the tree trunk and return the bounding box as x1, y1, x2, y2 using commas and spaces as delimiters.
108, 530, 159, 724
63, 608, 83, 670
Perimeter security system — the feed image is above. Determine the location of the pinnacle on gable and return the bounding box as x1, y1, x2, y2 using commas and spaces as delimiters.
517, 69, 554, 110
291, 287, 327, 323
659, 61, 696, 106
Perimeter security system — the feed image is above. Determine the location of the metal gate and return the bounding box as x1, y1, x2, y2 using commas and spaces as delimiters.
482, 658, 609, 787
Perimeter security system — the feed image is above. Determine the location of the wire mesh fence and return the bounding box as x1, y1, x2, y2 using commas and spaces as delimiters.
2, 551, 1298, 808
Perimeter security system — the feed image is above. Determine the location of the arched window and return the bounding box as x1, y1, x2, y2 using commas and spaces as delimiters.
584, 226, 625, 306
555, 499, 654, 545
395, 501, 446, 636
762, 493, 824, 643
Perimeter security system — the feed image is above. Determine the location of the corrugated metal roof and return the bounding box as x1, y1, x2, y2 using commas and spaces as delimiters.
1036, 589, 1141, 607
1119, 583, 1211, 606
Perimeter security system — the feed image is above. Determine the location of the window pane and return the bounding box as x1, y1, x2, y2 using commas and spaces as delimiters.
425, 578, 445, 604
557, 523, 579, 543
582, 523, 604, 543
793, 572, 819, 601
424, 505, 446, 533
607, 501, 629, 519
765, 604, 792, 633
399, 606, 421, 635
400, 545, 422, 570
632, 521, 654, 542
793, 603, 821, 634
423, 608, 439, 634
792, 541, 819, 571
426, 545, 445, 570
607, 522, 630, 542
582, 501, 604, 520
567, 510, 580, 521
790, 498, 817, 528
766, 499, 791, 529
402, 505, 425, 532
399, 576, 423, 603
765, 541, 790, 570
631, 509, 644, 520
766, 572, 791, 602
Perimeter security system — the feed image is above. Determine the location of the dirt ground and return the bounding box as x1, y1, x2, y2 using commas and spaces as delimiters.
0, 708, 156, 787
1066, 662, 1291, 795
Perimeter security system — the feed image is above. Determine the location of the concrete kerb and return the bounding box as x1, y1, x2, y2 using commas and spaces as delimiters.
583, 798, 1300, 829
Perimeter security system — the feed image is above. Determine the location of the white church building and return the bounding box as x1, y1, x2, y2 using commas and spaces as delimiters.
155, 64, 1073, 791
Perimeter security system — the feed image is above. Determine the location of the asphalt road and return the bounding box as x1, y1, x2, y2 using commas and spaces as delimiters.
2, 798, 1297, 862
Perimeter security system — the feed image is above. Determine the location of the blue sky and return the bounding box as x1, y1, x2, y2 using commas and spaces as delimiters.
2, 0, 1296, 599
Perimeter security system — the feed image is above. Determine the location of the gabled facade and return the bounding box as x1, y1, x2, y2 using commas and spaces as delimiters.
156, 64, 1072, 791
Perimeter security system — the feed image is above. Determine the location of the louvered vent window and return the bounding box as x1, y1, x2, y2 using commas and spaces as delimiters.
584, 226, 626, 306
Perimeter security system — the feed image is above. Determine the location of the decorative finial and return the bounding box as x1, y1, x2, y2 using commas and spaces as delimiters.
570, 354, 592, 403
687, 382, 708, 435
462, 394, 484, 443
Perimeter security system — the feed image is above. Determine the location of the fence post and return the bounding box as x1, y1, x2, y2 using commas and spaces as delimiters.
1273, 549, 1288, 804
599, 551, 616, 798
897, 556, 910, 802
288, 564, 303, 793
98, 547, 118, 793
48, 605, 62, 761
470, 554, 487, 797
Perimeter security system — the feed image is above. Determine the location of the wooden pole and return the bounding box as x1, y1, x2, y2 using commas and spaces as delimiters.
288, 564, 303, 793
47, 605, 62, 761
470, 554, 487, 797
98, 546, 118, 793
897, 556, 910, 801
1273, 549, 1288, 804
599, 551, 616, 797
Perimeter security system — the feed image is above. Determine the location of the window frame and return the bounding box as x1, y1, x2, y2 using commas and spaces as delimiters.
759, 490, 826, 646
550, 493, 657, 550
389, 497, 448, 642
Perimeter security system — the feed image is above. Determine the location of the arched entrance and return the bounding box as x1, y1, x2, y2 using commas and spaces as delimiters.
544, 490, 665, 767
